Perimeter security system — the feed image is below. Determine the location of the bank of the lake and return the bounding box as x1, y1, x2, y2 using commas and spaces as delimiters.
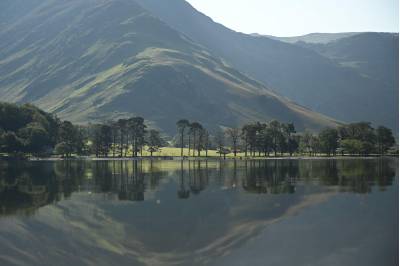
24, 155, 398, 162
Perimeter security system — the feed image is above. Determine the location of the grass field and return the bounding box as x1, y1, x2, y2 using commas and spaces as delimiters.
111, 147, 250, 158
139, 147, 238, 157
136, 147, 301, 158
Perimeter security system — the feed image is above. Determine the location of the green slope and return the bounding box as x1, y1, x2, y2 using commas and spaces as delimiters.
0, 0, 337, 134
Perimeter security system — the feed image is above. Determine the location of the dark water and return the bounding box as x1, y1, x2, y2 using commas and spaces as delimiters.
0, 158, 398, 266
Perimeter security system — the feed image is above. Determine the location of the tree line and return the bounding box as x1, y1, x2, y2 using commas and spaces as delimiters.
0, 102, 396, 158
0, 102, 165, 158
176, 120, 396, 158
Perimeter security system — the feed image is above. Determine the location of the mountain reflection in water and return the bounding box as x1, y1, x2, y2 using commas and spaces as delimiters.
0, 159, 397, 266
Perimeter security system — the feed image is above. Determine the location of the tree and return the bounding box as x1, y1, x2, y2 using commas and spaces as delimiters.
218, 147, 230, 160
91, 124, 112, 157
116, 119, 128, 157
54, 142, 70, 158
287, 137, 299, 156
282, 123, 297, 156
74, 125, 88, 156
241, 123, 259, 157
258, 126, 273, 157
128, 117, 147, 157
214, 130, 226, 158
0, 102, 59, 155
340, 139, 363, 155
338, 122, 377, 155
18, 123, 51, 154
226, 128, 240, 157
319, 128, 339, 156
201, 129, 210, 157
0, 102, 28, 132
147, 129, 163, 157
269, 120, 283, 157
310, 135, 320, 156
197, 128, 209, 157
239, 121, 299, 157
176, 119, 190, 157
110, 121, 119, 157
0, 132, 24, 154
57, 121, 80, 157
339, 122, 375, 141
241, 125, 250, 157
376, 126, 395, 155
300, 130, 314, 156
190, 122, 203, 157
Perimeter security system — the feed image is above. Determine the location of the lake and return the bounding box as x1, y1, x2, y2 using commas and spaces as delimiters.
0, 158, 398, 266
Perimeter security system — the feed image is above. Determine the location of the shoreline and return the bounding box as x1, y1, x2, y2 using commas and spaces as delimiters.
23, 155, 398, 162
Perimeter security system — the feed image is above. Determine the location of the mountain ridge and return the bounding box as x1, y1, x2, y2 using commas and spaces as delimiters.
0, 0, 338, 134
262, 32, 361, 44
136, 0, 398, 132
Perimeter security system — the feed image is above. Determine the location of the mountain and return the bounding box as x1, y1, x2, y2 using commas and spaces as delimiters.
0, 0, 338, 134
136, 0, 398, 132
295, 33, 399, 87
266, 32, 359, 44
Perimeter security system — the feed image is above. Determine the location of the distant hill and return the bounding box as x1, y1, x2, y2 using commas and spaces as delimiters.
0, 0, 337, 134
137, 0, 398, 132
296, 33, 399, 86
264, 32, 360, 44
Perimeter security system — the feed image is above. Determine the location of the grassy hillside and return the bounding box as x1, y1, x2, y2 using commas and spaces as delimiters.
0, 0, 337, 135
137, 0, 398, 132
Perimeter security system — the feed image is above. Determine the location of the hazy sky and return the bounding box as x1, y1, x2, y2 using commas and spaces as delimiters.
186, 0, 399, 36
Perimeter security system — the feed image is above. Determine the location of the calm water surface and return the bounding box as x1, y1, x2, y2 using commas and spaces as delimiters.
0, 159, 398, 266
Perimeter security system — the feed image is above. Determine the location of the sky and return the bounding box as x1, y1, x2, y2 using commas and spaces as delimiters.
186, 0, 399, 37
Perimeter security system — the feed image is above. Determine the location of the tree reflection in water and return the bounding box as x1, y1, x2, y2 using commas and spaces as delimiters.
177, 161, 190, 199
0, 158, 396, 216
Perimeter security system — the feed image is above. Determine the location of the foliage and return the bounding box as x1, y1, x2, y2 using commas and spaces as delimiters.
225, 128, 240, 156
318, 128, 339, 156
376, 126, 395, 154
0, 102, 59, 156
176, 119, 190, 157
147, 130, 163, 156
0, 102, 396, 158
340, 139, 364, 155
91, 124, 112, 157
54, 142, 71, 158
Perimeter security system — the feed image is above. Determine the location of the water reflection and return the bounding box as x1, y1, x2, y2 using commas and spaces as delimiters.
0, 158, 397, 266
0, 159, 396, 217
